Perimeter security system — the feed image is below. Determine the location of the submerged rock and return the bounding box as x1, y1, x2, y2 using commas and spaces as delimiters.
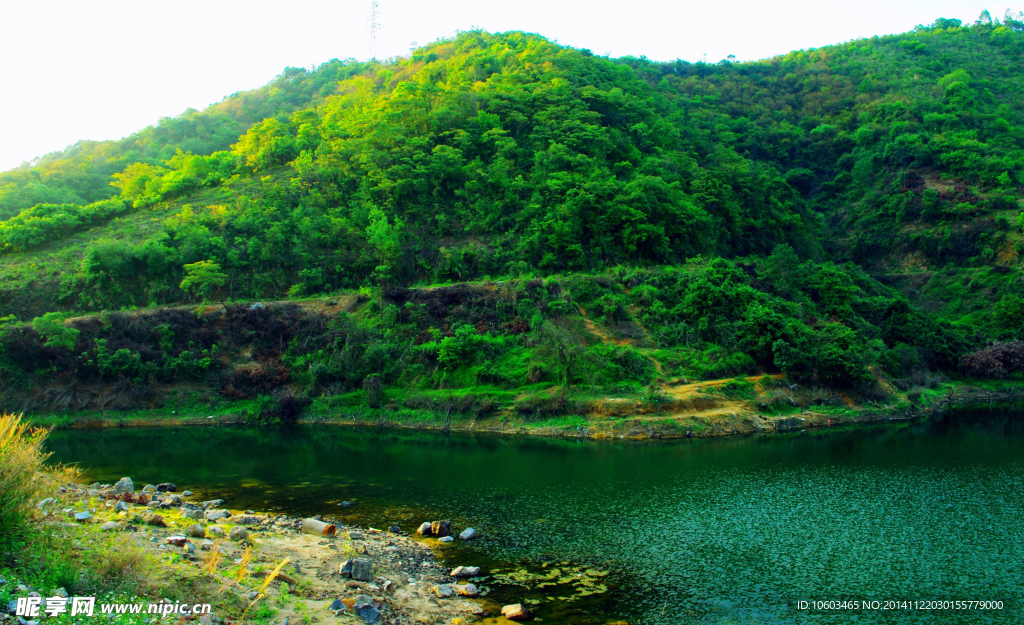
438, 536, 454, 543
502, 604, 530, 621
459, 527, 477, 540
451, 566, 481, 578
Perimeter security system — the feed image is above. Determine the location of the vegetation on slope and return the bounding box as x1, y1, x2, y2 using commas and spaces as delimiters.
2, 14, 1024, 421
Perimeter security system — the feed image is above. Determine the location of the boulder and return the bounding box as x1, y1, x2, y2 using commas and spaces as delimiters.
113, 501, 129, 513
208, 526, 225, 537
146, 513, 166, 527
501, 604, 530, 621
183, 508, 205, 520
228, 526, 249, 542
187, 524, 206, 539
430, 520, 451, 537
201, 499, 225, 509
338, 559, 353, 578
416, 522, 432, 536
451, 566, 480, 578
100, 521, 120, 532
182, 490, 193, 497
74, 511, 91, 522
205, 509, 231, 521
234, 515, 258, 525
438, 536, 454, 543
199, 540, 215, 551
164, 494, 183, 505
348, 531, 363, 540
351, 558, 373, 581
182, 542, 196, 554
156, 483, 177, 492
455, 583, 478, 598
113, 477, 134, 495
142, 484, 157, 494
459, 527, 477, 540
433, 584, 454, 598
353, 602, 380, 624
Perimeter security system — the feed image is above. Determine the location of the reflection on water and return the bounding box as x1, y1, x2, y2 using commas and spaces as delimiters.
46, 409, 1024, 624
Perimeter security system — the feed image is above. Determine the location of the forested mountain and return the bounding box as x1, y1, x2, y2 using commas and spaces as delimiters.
2, 14, 1023, 419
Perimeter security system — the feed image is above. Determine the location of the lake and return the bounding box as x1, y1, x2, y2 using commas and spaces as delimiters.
45, 408, 1024, 624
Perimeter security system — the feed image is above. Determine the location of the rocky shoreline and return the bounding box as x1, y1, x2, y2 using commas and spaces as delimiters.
12, 477, 539, 625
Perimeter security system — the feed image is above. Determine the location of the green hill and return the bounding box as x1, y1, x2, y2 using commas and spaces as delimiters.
2, 17, 1023, 425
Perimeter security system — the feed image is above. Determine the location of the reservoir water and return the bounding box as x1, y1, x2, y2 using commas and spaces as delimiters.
45, 409, 1023, 624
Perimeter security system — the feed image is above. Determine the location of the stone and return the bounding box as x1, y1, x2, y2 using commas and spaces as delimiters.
7, 600, 18, 615
351, 558, 373, 581
348, 531, 363, 540
430, 520, 451, 537
228, 526, 248, 542
433, 584, 454, 598
145, 513, 166, 527
338, 559, 353, 578
166, 536, 189, 546
199, 540, 215, 551
455, 584, 478, 598
156, 483, 177, 492
328, 599, 345, 612
187, 524, 206, 539
353, 602, 380, 624
458, 527, 477, 540
165, 494, 183, 505
387, 525, 400, 534
201, 499, 225, 509
234, 515, 258, 525
451, 566, 481, 578
183, 508, 205, 520
74, 511, 90, 522
208, 526, 225, 537
101, 521, 120, 531
205, 509, 231, 521
36, 498, 55, 510
182, 490, 193, 497
113, 501, 129, 513
417, 522, 432, 535
501, 604, 530, 621
182, 542, 196, 554
142, 484, 157, 494
113, 477, 134, 495
438, 536, 454, 543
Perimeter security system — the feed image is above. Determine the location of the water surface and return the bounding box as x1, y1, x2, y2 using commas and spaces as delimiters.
46, 410, 1024, 624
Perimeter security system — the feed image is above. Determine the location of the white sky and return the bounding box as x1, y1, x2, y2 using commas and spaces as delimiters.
0, 0, 1001, 172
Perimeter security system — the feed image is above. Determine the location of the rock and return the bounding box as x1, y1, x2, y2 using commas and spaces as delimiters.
7, 600, 17, 615
54, 588, 69, 599
459, 527, 477, 540
142, 484, 157, 493
183, 508, 205, 520
101, 521, 120, 531
451, 566, 480, 578
113, 501, 129, 513
182, 490, 193, 497
338, 559, 353, 578
417, 522, 432, 535
337, 501, 353, 507
430, 520, 451, 537
199, 540, 215, 551
452, 619, 468, 625
348, 531, 363, 540
166, 536, 189, 546
327, 599, 345, 612
501, 604, 530, 621
205, 509, 231, 521
228, 527, 248, 542
156, 483, 177, 492
201, 499, 225, 509
351, 558, 373, 581
438, 536, 454, 543
387, 525, 400, 534
187, 524, 206, 539
113, 477, 134, 495
36, 498, 55, 509
234, 515, 258, 525
165, 494, 183, 505
74, 511, 90, 522
145, 513, 166, 527
208, 526, 225, 537
455, 583, 478, 598
182, 542, 196, 554
353, 602, 380, 624
433, 584, 454, 598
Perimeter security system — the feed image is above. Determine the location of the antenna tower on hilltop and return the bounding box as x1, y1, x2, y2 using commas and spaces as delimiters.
369, 0, 381, 61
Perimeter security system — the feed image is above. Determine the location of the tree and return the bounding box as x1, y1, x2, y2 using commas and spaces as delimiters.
179, 260, 227, 303
31, 312, 79, 350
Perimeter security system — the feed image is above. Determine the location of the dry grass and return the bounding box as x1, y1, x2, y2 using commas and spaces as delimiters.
0, 412, 52, 542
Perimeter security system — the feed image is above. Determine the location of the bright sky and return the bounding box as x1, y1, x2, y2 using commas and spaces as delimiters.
0, 0, 1001, 172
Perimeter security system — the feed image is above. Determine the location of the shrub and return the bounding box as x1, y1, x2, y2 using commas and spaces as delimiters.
960, 341, 1024, 378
